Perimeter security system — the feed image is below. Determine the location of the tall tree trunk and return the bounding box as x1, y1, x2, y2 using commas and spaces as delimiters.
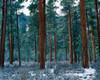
47, 21, 52, 62
64, 35, 67, 61
68, 3, 73, 64
34, 34, 37, 62
80, 0, 89, 68
54, 33, 56, 62
73, 40, 77, 63
90, 19, 96, 63
49, 35, 52, 62
95, 0, 100, 56
86, 11, 92, 63
78, 53, 80, 63
16, 8, 21, 66
42, 0, 46, 62
44, 39, 46, 61
0, 0, 5, 66
39, 0, 45, 69
1, 0, 8, 67
9, 0, 13, 64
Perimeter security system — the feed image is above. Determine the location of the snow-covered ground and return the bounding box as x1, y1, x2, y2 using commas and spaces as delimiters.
0, 61, 99, 80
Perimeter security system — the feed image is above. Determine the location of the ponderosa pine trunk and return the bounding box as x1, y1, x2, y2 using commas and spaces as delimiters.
1, 0, 8, 67
16, 8, 21, 66
73, 40, 77, 62
0, 0, 5, 66
68, 3, 73, 64
49, 35, 52, 62
43, 0, 46, 62
80, 0, 89, 68
86, 11, 92, 63
54, 33, 56, 62
90, 17, 96, 63
47, 21, 52, 62
34, 34, 37, 62
64, 35, 67, 61
9, 0, 13, 64
95, 0, 100, 56
39, 0, 45, 69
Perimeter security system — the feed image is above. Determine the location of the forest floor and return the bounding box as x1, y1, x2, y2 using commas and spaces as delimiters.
0, 61, 99, 80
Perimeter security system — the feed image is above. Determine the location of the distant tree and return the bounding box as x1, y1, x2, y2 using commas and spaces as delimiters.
95, 0, 100, 56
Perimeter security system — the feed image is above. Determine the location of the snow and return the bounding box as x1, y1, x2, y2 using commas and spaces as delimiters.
64, 68, 96, 80
0, 61, 99, 80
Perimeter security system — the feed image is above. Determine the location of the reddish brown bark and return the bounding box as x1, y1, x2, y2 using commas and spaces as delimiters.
9, 0, 13, 64
68, 4, 73, 64
90, 20, 96, 63
95, 0, 100, 56
86, 11, 92, 63
73, 42, 77, 63
47, 21, 52, 62
42, 0, 46, 62
1, 0, 8, 67
54, 33, 56, 62
64, 35, 67, 61
34, 34, 37, 62
0, 0, 5, 66
16, 8, 21, 66
49, 35, 52, 62
39, 0, 45, 69
80, 0, 89, 68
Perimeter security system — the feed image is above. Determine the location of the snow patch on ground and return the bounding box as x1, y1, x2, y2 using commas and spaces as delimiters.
0, 61, 98, 80
64, 68, 96, 80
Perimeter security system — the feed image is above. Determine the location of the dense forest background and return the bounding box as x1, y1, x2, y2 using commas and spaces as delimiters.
0, 0, 100, 68
0, 0, 100, 80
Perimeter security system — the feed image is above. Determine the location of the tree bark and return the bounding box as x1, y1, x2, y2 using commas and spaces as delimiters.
47, 20, 52, 62
68, 3, 73, 64
73, 41, 77, 63
1, 0, 8, 67
39, 0, 45, 69
64, 35, 67, 61
42, 0, 46, 62
95, 0, 100, 56
0, 0, 5, 66
9, 0, 13, 65
86, 11, 92, 63
54, 33, 56, 62
34, 34, 37, 62
16, 8, 21, 66
80, 0, 89, 68
90, 18, 96, 63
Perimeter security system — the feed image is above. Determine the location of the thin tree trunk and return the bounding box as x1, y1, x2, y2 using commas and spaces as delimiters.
86, 11, 92, 63
80, 0, 89, 68
64, 35, 67, 61
42, 0, 46, 62
0, 0, 5, 66
9, 0, 13, 64
1, 0, 8, 67
68, 3, 73, 64
90, 20, 96, 63
44, 40, 46, 61
73, 41, 77, 63
95, 0, 100, 56
49, 35, 52, 62
39, 0, 45, 69
34, 34, 37, 62
54, 33, 56, 62
16, 8, 21, 66
47, 21, 52, 62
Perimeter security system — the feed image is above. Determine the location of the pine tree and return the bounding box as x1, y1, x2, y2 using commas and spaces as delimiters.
80, 0, 89, 68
